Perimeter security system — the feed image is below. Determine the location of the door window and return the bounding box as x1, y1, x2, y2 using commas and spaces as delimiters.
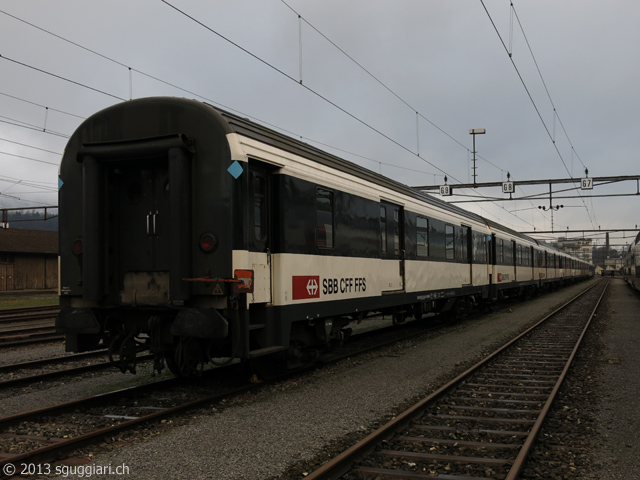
252, 172, 268, 242
417, 217, 429, 257
380, 206, 387, 255
316, 188, 334, 249
445, 225, 455, 260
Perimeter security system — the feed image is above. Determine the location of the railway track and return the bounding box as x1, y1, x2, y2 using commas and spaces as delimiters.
0, 352, 154, 390
0, 280, 600, 474
302, 278, 609, 480
0, 306, 61, 348
0, 306, 60, 324
0, 371, 257, 476
0, 328, 62, 349
0, 308, 455, 471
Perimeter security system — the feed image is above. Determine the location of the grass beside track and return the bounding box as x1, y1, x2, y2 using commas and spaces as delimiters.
0, 294, 58, 309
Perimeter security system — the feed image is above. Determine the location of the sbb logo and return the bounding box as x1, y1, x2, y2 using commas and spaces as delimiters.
292, 276, 320, 300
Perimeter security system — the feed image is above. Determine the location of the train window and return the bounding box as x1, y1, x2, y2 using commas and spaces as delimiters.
393, 208, 400, 256
445, 224, 455, 260
316, 188, 334, 249
417, 217, 429, 257
517, 244, 523, 265
498, 239, 504, 264
473, 233, 487, 263
459, 227, 468, 261
380, 206, 387, 255
524, 247, 530, 266
252, 173, 267, 242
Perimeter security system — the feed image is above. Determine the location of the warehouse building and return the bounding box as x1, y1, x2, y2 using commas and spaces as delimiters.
0, 228, 58, 291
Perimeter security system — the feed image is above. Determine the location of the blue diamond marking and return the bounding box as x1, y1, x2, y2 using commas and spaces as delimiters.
227, 161, 243, 179
58, 177, 64, 190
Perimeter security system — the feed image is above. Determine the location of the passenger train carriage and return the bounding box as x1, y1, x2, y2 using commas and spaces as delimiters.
622, 231, 640, 290
56, 97, 593, 376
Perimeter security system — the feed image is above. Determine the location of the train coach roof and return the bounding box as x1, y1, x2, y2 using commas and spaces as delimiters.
481, 217, 539, 245
208, 103, 487, 225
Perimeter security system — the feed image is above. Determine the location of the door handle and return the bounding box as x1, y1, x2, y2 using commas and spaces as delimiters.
147, 211, 159, 236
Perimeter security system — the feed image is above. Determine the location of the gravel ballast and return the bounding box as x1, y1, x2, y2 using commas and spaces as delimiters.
585, 279, 640, 479
3, 278, 635, 479
64, 280, 604, 480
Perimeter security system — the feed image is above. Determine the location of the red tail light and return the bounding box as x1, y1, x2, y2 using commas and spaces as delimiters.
72, 239, 83, 255
199, 233, 217, 253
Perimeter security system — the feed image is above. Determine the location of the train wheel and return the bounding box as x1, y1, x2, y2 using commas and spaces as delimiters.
169, 337, 202, 377
412, 303, 424, 321
165, 355, 181, 377
392, 310, 407, 324
108, 330, 139, 374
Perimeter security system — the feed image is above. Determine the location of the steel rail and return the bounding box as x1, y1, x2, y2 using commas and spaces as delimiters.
0, 325, 55, 337
0, 310, 452, 472
0, 335, 63, 349
302, 278, 604, 480
0, 351, 107, 374
0, 306, 59, 324
0, 380, 258, 473
0, 354, 154, 389
0, 282, 602, 476
505, 278, 609, 479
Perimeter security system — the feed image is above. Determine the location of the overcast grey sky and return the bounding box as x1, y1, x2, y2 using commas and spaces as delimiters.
1, 1, 638, 249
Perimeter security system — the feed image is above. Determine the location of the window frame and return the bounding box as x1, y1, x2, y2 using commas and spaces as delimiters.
445, 224, 455, 260
316, 187, 334, 250
379, 205, 387, 256
416, 216, 429, 258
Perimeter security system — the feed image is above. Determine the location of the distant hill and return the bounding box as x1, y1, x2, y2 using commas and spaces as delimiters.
2, 210, 58, 232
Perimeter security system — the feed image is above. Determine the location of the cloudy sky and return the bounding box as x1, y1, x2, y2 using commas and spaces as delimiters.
1, 0, 638, 249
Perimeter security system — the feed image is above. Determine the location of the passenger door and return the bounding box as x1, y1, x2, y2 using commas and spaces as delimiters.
108, 159, 173, 305
248, 162, 273, 304
80, 137, 193, 304
380, 201, 405, 292
113, 161, 171, 274
463, 225, 472, 285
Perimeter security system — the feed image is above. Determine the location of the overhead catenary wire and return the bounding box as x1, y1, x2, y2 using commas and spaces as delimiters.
0, 7, 498, 181
0, 5, 584, 232
158, 0, 460, 183
510, 2, 587, 171
0, 8, 453, 181
479, 0, 596, 230
158, 0, 544, 231
0, 176, 57, 192
280, 0, 504, 168
0, 54, 127, 102
0, 136, 62, 156
279, 3, 548, 230
0, 4, 538, 231
0, 150, 59, 166
0, 91, 86, 120
277, 2, 558, 232
282, 1, 591, 231
0, 117, 69, 139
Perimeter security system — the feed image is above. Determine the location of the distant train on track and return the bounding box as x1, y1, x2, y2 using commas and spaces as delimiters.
56, 97, 594, 376
622, 231, 640, 291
